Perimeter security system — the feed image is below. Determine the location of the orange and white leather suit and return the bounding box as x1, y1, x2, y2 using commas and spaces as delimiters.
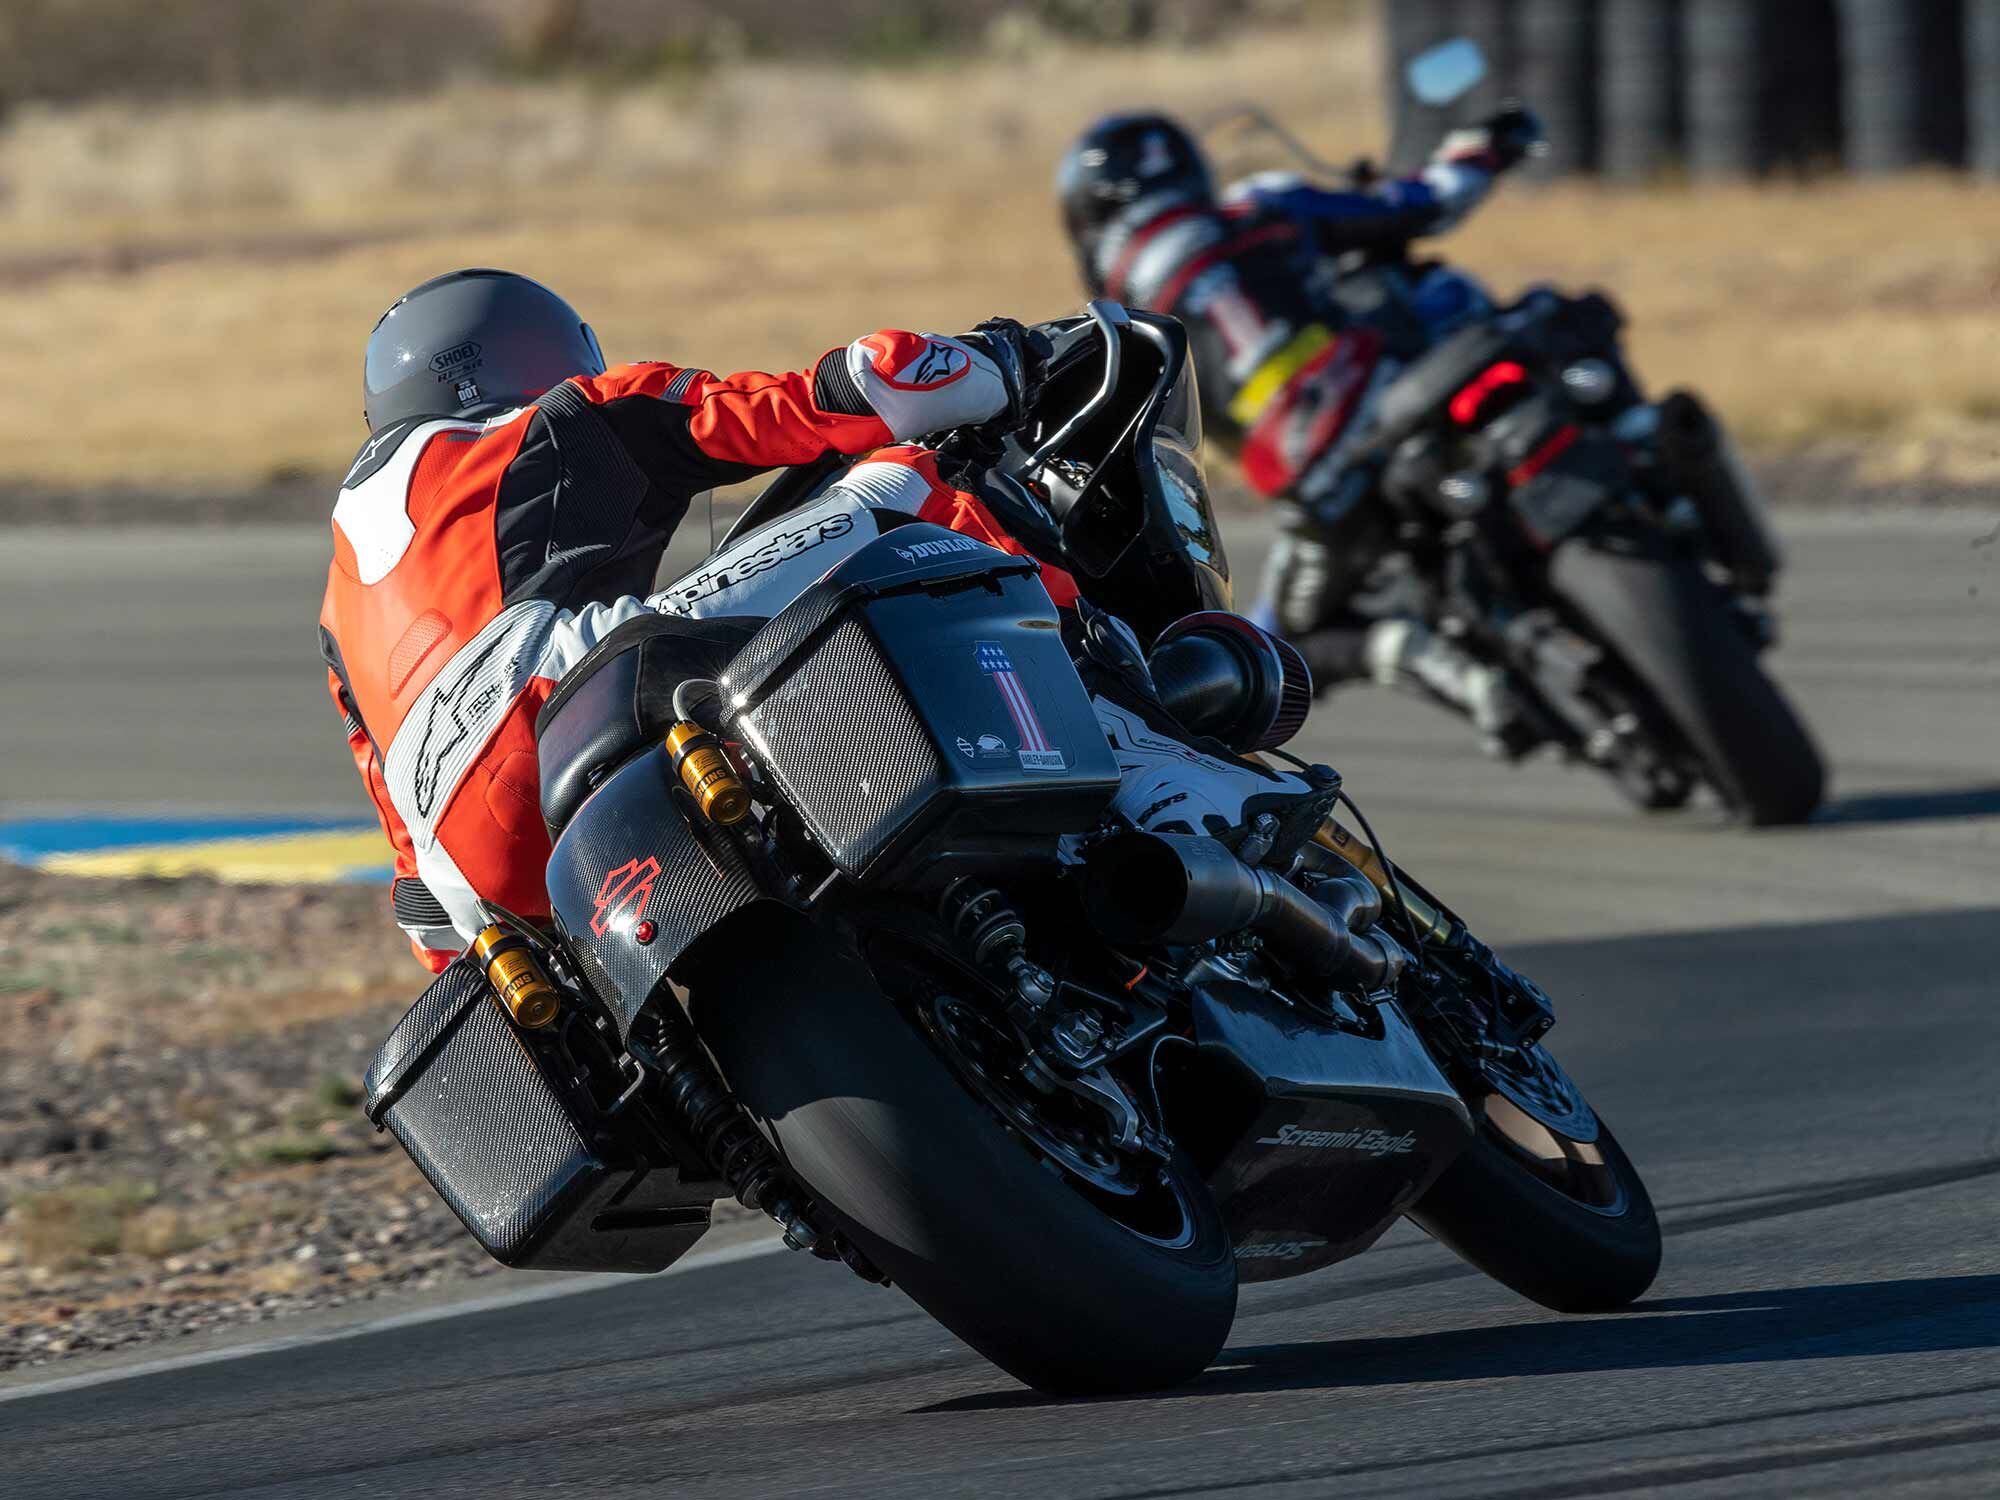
319, 330, 1069, 971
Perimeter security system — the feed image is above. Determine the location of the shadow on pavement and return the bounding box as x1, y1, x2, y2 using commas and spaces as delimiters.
924, 1274, 2000, 1412
1814, 783, 2000, 826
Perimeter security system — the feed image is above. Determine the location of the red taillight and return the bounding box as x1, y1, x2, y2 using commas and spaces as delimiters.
1449, 360, 1530, 426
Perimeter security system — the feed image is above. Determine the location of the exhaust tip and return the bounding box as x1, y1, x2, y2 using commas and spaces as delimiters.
1080, 832, 1189, 946
1081, 831, 1269, 948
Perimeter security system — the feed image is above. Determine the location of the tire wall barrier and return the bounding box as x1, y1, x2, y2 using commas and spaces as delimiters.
1840, 0, 1931, 171
1970, 0, 2000, 174
1383, 0, 1460, 174
1765, 0, 1843, 172
1377, 0, 1982, 178
1458, 0, 1523, 120
1517, 0, 1600, 178
1684, 0, 1764, 175
1600, 0, 1683, 182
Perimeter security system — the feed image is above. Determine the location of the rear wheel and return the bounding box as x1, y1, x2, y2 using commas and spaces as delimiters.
1407, 1043, 1660, 1312
1552, 540, 1825, 825
685, 905, 1236, 1395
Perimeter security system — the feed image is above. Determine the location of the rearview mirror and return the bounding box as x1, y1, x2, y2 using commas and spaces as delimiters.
1406, 38, 1487, 108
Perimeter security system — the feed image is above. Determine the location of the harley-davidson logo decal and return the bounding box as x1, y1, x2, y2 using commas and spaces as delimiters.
976, 640, 1065, 771
591, 856, 662, 937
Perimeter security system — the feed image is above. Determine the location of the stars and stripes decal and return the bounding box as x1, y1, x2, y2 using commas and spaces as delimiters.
977, 640, 1067, 771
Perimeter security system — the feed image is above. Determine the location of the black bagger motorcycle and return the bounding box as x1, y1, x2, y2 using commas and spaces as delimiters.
1227, 40, 1826, 824
1308, 282, 1826, 823
362, 302, 1660, 1395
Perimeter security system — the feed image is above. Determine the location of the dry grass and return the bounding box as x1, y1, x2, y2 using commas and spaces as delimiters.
2, 0, 1273, 109
243, 1260, 317, 1297
0, 866, 414, 1059
0, 863, 766, 1367
4, 17, 2000, 497
8, 1181, 158, 1269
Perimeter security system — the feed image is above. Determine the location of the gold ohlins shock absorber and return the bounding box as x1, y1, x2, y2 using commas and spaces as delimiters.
666, 721, 750, 825
1313, 820, 1452, 946
666, 679, 751, 826
471, 924, 562, 1029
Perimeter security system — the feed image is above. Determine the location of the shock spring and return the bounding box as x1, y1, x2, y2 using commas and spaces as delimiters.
642, 1010, 783, 1213
940, 879, 1028, 969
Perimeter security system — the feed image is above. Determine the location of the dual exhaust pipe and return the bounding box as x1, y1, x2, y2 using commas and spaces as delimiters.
1081, 832, 1405, 992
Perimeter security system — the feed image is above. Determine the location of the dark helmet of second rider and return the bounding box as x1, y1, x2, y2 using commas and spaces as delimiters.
1056, 113, 1215, 293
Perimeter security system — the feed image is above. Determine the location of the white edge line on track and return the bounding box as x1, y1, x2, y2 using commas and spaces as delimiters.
0, 1230, 788, 1406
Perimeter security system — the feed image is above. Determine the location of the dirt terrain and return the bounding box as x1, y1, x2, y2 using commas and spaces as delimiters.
0, 863, 590, 1371
0, 854, 781, 1376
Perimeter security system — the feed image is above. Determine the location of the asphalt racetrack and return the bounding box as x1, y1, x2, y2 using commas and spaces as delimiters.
3, 508, 1998, 1496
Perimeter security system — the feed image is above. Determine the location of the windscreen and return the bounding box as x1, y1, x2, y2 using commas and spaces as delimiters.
998, 311, 1232, 633
1143, 357, 1222, 577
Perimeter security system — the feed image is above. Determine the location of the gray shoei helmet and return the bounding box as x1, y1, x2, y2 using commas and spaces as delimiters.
363, 268, 607, 430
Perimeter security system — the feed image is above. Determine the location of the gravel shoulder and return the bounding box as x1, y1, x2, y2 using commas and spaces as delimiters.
0, 862, 750, 1374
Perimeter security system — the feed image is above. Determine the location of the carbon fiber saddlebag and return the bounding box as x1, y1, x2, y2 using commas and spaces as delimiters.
720, 525, 1121, 882
363, 958, 715, 1271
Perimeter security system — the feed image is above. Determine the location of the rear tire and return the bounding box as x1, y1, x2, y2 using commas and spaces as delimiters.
1552, 540, 1825, 825
685, 905, 1237, 1395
